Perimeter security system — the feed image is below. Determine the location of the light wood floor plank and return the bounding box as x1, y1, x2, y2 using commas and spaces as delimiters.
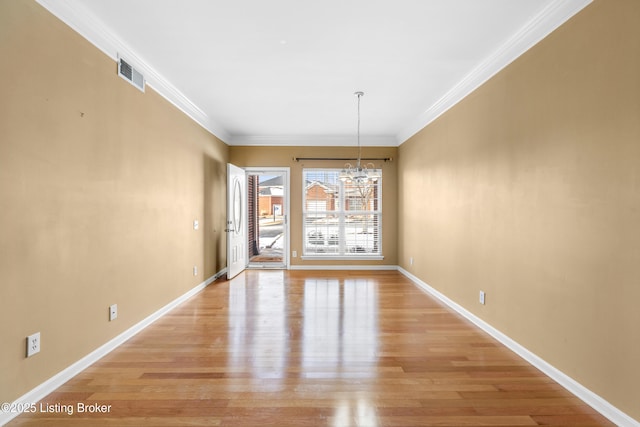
8, 270, 614, 426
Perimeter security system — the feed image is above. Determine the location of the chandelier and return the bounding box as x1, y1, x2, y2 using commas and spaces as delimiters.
339, 91, 380, 184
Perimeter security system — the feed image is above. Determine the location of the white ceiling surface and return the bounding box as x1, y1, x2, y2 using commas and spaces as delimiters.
37, 0, 591, 146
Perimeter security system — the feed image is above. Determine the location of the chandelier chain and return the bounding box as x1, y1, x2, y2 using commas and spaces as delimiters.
357, 92, 362, 168
356, 92, 364, 170
338, 91, 378, 185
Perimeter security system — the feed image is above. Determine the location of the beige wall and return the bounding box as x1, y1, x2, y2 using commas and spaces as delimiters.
0, 1, 228, 403
398, 0, 640, 420
230, 146, 398, 267
3, 0, 638, 421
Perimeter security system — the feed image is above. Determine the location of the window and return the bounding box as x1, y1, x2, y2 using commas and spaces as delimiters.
303, 169, 382, 259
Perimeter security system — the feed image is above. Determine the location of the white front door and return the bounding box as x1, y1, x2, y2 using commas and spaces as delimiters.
227, 163, 247, 279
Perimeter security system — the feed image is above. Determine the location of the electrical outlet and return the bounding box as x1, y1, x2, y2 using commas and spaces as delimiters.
26, 332, 40, 357
292, 250, 297, 258
193, 266, 198, 276
409, 257, 414, 266
479, 291, 486, 305
193, 220, 199, 230
109, 304, 118, 321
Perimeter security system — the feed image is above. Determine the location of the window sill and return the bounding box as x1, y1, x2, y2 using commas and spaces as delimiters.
301, 255, 385, 261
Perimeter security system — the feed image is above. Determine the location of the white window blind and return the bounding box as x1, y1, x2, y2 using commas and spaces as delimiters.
303, 169, 382, 257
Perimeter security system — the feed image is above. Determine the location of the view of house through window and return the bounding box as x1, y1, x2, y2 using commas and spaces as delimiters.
303, 169, 382, 257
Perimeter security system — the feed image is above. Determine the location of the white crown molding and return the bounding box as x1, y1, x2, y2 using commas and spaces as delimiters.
36, 0, 592, 148
0, 269, 227, 426
229, 134, 397, 147
35, 0, 231, 143
396, 0, 593, 145
397, 267, 639, 427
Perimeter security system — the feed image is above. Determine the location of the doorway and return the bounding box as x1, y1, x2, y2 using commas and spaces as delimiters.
246, 168, 289, 269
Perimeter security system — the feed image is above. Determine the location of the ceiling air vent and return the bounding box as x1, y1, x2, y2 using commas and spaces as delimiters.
118, 57, 145, 92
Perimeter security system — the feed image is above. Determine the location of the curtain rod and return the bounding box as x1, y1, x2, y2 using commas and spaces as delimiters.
293, 157, 392, 162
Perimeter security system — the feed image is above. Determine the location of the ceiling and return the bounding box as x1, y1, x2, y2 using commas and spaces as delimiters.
37, 0, 591, 146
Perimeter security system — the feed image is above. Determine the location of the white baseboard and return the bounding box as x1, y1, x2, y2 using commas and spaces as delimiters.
4, 266, 636, 427
289, 264, 397, 271
0, 268, 226, 427
397, 266, 639, 427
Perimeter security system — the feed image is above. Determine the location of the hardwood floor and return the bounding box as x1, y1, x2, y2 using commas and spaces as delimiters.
8, 270, 614, 426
